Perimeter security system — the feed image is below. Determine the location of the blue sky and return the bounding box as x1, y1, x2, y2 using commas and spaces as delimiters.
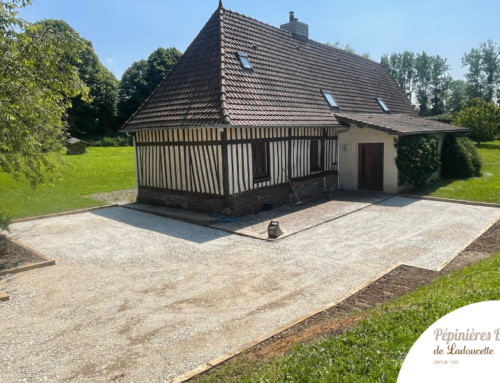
19, 0, 499, 80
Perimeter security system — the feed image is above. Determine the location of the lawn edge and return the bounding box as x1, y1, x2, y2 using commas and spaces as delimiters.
0, 237, 56, 277
166, 263, 402, 383
12, 204, 119, 223
398, 193, 500, 209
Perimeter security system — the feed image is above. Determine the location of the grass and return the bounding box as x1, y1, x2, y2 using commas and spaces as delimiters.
0, 147, 136, 219
409, 140, 500, 203
196, 252, 500, 383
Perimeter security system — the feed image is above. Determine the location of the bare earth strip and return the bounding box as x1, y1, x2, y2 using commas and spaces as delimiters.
1, 197, 499, 382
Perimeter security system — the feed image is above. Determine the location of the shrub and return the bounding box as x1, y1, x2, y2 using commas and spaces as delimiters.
441, 134, 482, 178
394, 135, 440, 187
87, 136, 131, 147
0, 210, 12, 232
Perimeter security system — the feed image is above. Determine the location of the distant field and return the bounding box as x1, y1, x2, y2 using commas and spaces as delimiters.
0, 147, 136, 219
409, 140, 500, 203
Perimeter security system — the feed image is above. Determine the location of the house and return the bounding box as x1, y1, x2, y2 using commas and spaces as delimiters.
121, 2, 468, 216
65, 137, 88, 155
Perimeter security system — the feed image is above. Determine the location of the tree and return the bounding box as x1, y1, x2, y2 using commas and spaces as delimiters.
413, 53, 451, 116
118, 47, 182, 124
462, 40, 500, 102
325, 42, 370, 59
414, 52, 432, 116
381, 51, 415, 101
428, 55, 452, 116
0, 0, 88, 230
443, 79, 468, 115
453, 98, 500, 145
36, 19, 120, 135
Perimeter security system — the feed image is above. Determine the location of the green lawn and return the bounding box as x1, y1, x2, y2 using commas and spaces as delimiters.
0, 147, 136, 219
409, 140, 500, 203
197, 252, 500, 383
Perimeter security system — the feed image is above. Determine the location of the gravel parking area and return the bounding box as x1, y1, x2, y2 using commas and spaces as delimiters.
1, 196, 499, 382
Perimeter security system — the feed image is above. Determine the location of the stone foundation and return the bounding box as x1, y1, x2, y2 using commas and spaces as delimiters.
137, 174, 338, 216
137, 187, 226, 214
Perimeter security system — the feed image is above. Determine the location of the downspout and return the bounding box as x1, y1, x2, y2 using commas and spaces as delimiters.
336, 128, 349, 190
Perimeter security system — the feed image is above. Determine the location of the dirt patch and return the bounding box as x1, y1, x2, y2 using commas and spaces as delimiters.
86, 189, 137, 205
189, 219, 500, 381
0, 235, 45, 272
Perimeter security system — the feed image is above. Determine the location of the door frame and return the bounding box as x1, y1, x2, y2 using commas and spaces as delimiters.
358, 143, 384, 191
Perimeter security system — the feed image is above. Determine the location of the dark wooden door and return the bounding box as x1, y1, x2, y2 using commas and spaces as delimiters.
358, 143, 384, 191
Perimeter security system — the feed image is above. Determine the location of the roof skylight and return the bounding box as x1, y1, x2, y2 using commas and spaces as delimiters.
377, 98, 390, 113
322, 90, 339, 109
238, 52, 253, 70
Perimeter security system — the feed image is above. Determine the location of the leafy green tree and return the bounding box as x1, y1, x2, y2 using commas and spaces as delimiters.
453, 98, 500, 145
428, 55, 452, 116
36, 19, 120, 135
414, 53, 451, 116
0, 0, 88, 230
381, 51, 415, 100
118, 47, 182, 124
325, 42, 370, 59
462, 40, 500, 102
414, 52, 432, 116
444, 79, 468, 114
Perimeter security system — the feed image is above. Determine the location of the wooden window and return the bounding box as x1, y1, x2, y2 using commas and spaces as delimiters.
310, 140, 321, 172
252, 142, 269, 181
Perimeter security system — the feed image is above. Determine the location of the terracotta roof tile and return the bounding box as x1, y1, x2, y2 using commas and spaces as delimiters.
122, 6, 437, 131
334, 113, 469, 136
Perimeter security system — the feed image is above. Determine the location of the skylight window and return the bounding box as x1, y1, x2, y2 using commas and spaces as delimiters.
238, 52, 253, 70
377, 98, 390, 113
322, 90, 339, 109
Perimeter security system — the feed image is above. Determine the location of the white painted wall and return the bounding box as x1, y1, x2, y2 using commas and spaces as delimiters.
338, 124, 446, 194
338, 124, 400, 193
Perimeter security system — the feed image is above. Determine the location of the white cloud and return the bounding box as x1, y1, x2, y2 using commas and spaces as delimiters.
105, 58, 116, 64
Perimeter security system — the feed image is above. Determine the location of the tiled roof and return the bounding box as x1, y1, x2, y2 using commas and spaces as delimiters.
334, 113, 469, 136
123, 9, 225, 130
122, 5, 422, 131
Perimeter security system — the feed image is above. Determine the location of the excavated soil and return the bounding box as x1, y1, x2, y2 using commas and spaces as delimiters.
0, 235, 44, 272
190, 220, 500, 380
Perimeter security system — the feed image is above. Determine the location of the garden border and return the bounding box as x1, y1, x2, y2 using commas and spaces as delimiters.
0, 237, 55, 277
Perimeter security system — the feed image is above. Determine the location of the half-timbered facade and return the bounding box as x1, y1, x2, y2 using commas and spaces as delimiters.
122, 3, 468, 215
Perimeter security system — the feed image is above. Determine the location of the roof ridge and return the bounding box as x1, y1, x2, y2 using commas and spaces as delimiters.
219, 7, 231, 124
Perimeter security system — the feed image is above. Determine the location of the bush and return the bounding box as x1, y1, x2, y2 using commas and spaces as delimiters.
0, 210, 12, 232
441, 134, 482, 178
87, 136, 131, 147
394, 135, 440, 187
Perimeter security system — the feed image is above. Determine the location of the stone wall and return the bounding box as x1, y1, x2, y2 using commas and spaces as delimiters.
137, 174, 338, 216
137, 187, 226, 214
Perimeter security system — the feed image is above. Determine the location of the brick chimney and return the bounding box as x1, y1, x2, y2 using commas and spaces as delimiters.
280, 11, 309, 38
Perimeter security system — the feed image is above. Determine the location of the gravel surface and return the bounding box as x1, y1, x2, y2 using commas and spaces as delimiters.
1, 196, 499, 382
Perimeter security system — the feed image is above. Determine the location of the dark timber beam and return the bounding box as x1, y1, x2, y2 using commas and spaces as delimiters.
221, 128, 230, 208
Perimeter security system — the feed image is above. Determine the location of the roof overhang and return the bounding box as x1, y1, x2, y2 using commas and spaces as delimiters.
334, 113, 469, 137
